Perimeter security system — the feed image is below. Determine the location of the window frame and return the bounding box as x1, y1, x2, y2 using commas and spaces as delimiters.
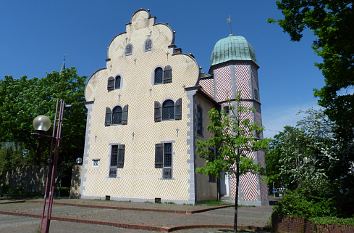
162, 100, 175, 120
155, 142, 173, 179
112, 106, 123, 125
109, 144, 125, 178
125, 44, 133, 56
144, 38, 152, 52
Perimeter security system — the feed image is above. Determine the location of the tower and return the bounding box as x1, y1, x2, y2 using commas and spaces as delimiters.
200, 34, 268, 206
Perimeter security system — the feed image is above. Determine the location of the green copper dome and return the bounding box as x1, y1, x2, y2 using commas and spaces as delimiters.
211, 35, 257, 66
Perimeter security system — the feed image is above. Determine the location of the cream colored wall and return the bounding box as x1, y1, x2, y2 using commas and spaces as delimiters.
82, 10, 200, 204
194, 93, 218, 201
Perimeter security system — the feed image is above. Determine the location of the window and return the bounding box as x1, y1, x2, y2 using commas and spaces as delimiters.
105, 105, 128, 126
162, 100, 175, 120
155, 143, 172, 179
163, 66, 172, 83
153, 66, 172, 85
155, 99, 182, 122
109, 144, 125, 178
125, 44, 133, 56
112, 106, 122, 124
115, 76, 121, 89
154, 67, 163, 84
254, 89, 259, 100
197, 105, 203, 136
107, 75, 122, 91
92, 159, 100, 167
223, 106, 230, 114
145, 39, 152, 51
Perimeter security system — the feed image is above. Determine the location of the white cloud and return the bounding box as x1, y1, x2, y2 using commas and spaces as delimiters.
262, 101, 319, 138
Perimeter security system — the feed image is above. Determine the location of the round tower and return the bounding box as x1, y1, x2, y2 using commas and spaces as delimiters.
209, 34, 268, 206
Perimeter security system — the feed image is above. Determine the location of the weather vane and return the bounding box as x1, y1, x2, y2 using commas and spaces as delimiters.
227, 16, 233, 35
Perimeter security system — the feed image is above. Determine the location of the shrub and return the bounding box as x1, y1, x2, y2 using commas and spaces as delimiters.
274, 190, 335, 218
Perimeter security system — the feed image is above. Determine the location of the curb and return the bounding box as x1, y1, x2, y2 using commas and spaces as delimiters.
0, 210, 269, 232
0, 200, 26, 205
27, 200, 233, 215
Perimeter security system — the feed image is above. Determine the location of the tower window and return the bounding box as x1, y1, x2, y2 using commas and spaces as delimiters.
125, 44, 133, 56
107, 75, 122, 91
254, 89, 259, 100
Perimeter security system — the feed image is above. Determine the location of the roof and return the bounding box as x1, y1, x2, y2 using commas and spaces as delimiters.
210, 34, 257, 66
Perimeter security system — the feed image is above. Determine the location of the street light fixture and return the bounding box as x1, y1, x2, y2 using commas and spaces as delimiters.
33, 99, 65, 233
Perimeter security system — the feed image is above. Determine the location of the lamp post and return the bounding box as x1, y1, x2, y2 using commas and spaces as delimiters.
33, 99, 65, 233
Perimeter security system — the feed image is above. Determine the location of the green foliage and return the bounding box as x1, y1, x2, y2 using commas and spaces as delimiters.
197, 96, 269, 232
274, 190, 335, 219
310, 217, 354, 226
266, 109, 334, 193
270, 1, 354, 216
197, 99, 269, 177
0, 68, 86, 189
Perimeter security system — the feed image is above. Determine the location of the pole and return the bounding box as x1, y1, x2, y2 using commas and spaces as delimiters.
40, 99, 65, 233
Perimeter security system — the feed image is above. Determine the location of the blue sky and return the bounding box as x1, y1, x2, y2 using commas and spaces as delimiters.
0, 0, 324, 137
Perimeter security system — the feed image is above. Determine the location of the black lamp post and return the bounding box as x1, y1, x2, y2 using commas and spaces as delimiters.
33, 99, 65, 233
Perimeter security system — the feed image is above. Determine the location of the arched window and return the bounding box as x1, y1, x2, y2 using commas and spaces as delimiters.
115, 76, 121, 89
125, 44, 133, 56
112, 106, 122, 124
154, 67, 163, 84
162, 100, 175, 120
107, 77, 114, 91
163, 66, 172, 83
145, 39, 152, 51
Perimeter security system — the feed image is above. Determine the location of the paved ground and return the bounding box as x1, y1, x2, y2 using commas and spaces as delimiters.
0, 199, 272, 232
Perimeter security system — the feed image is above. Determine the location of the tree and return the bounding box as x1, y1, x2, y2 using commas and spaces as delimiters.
197, 98, 269, 233
269, 0, 353, 138
0, 68, 86, 189
270, 0, 354, 216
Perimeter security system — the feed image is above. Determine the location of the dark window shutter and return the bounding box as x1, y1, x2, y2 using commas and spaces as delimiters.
155, 143, 163, 168
121, 105, 128, 125
154, 67, 163, 84
154, 101, 161, 122
105, 108, 112, 126
117, 144, 125, 168
107, 77, 114, 91
115, 76, 121, 89
163, 66, 172, 83
174, 98, 182, 120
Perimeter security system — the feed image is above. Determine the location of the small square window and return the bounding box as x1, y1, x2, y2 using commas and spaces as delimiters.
92, 159, 100, 167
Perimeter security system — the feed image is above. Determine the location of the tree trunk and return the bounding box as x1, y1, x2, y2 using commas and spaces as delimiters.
234, 166, 240, 233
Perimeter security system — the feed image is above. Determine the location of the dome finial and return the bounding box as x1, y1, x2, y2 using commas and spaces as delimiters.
226, 16, 233, 36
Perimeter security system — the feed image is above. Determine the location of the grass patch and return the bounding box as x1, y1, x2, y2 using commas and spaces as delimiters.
310, 217, 354, 226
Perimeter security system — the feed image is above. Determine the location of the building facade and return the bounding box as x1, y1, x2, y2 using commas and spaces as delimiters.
80, 9, 267, 205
